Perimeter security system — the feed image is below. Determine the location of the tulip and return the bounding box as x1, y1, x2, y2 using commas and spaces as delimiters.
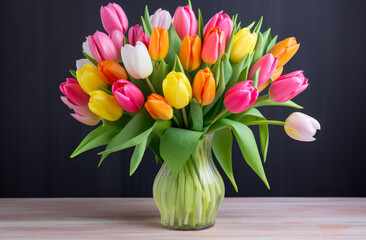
145, 94, 173, 120
82, 37, 92, 56
88, 31, 119, 63
201, 27, 226, 65
76, 58, 91, 71
60, 78, 90, 106
268, 37, 300, 68
272, 66, 283, 80
284, 112, 320, 142
229, 28, 257, 63
179, 34, 201, 72
110, 29, 124, 53
173, 5, 197, 40
61, 96, 100, 126
149, 27, 169, 61
162, 71, 192, 109
76, 63, 107, 94
112, 80, 144, 113
88, 90, 123, 121
269, 70, 309, 103
248, 54, 278, 87
121, 42, 153, 79
100, 3, 128, 35
98, 60, 128, 85
224, 80, 258, 113
203, 10, 233, 44
150, 8, 172, 30
193, 68, 215, 105
128, 24, 150, 48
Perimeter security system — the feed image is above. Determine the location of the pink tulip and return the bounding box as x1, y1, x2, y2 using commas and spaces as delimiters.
88, 31, 119, 63
128, 24, 150, 48
248, 54, 278, 87
201, 27, 226, 65
173, 5, 197, 40
203, 10, 233, 45
60, 78, 90, 106
269, 70, 309, 103
224, 80, 258, 113
100, 3, 128, 35
110, 29, 124, 51
151, 8, 172, 30
60, 96, 100, 126
112, 80, 145, 113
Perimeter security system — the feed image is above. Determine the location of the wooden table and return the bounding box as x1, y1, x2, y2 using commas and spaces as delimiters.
0, 198, 365, 239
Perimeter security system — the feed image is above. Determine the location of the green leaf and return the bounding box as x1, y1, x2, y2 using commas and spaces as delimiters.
197, 9, 203, 39
252, 32, 264, 64
82, 51, 98, 67
222, 53, 233, 84
172, 55, 185, 73
160, 128, 203, 173
238, 66, 248, 82
129, 137, 149, 176
140, 16, 150, 37
152, 120, 172, 137
148, 133, 163, 163
189, 99, 203, 131
252, 67, 260, 88
262, 28, 272, 53
144, 5, 153, 34
166, 24, 182, 66
226, 53, 248, 89
266, 35, 278, 53
151, 59, 170, 95
253, 16, 263, 36
69, 70, 77, 78
225, 18, 237, 55
128, 73, 150, 97
98, 86, 112, 95
245, 21, 256, 31
188, 0, 192, 8
254, 96, 303, 109
211, 61, 221, 86
212, 128, 238, 192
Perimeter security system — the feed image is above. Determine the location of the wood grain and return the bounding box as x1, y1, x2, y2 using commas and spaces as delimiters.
0, 198, 365, 239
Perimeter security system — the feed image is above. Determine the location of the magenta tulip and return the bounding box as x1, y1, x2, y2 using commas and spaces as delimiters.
248, 54, 278, 87
224, 80, 259, 113
150, 8, 172, 30
88, 31, 119, 63
173, 5, 197, 40
128, 24, 150, 48
203, 10, 233, 45
269, 70, 309, 103
112, 80, 145, 113
201, 27, 226, 65
60, 96, 100, 126
60, 78, 89, 106
100, 3, 128, 35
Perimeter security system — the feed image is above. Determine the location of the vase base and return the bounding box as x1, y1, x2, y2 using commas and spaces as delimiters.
162, 222, 215, 231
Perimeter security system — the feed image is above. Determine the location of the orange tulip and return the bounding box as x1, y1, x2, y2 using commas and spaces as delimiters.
148, 27, 169, 61
192, 67, 216, 105
145, 94, 173, 120
98, 60, 128, 85
268, 37, 300, 68
258, 67, 283, 93
178, 35, 201, 72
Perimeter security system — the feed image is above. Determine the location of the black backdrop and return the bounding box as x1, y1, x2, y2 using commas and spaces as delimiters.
1, 0, 365, 197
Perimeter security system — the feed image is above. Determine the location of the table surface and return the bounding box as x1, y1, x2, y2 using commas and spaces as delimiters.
0, 198, 365, 240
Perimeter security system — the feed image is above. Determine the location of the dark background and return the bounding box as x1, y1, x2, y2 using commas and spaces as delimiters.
0, 0, 365, 197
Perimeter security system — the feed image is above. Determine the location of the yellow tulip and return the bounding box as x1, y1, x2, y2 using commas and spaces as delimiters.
148, 27, 169, 61
179, 34, 202, 72
76, 63, 107, 94
229, 28, 257, 63
88, 90, 123, 121
162, 71, 192, 109
268, 37, 300, 68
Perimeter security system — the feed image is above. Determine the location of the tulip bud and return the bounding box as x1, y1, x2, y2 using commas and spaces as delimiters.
163, 71, 192, 109
76, 63, 107, 94
173, 5, 197, 40
76, 58, 91, 71
150, 8, 172, 30
88, 90, 123, 121
100, 3, 128, 35
229, 28, 257, 63
98, 60, 128, 85
88, 31, 119, 63
110, 29, 124, 53
203, 10, 233, 45
61, 96, 100, 126
128, 24, 150, 48
284, 112, 320, 142
268, 37, 300, 68
60, 78, 90, 106
269, 70, 309, 103
149, 27, 169, 61
145, 94, 173, 120
121, 42, 153, 79
202, 27, 226, 65
248, 54, 278, 87
224, 80, 258, 113
193, 68, 216, 105
178, 34, 201, 72
112, 80, 144, 113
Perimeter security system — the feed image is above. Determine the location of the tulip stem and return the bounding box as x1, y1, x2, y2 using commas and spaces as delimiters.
144, 77, 157, 93
212, 109, 228, 123
245, 120, 285, 126
181, 107, 189, 128
172, 115, 182, 128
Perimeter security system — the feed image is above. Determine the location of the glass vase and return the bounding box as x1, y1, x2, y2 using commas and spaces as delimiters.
153, 133, 225, 230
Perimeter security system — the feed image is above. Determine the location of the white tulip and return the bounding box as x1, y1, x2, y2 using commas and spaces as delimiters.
76, 58, 91, 70
150, 8, 172, 30
121, 42, 153, 79
284, 112, 321, 142
82, 37, 92, 56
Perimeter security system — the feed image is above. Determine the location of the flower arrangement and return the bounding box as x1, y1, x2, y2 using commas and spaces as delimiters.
60, 1, 320, 230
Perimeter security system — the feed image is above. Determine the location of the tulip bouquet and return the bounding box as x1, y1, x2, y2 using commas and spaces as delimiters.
60, 1, 320, 230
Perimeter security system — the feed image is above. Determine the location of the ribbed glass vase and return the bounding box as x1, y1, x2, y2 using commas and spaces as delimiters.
153, 133, 225, 230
